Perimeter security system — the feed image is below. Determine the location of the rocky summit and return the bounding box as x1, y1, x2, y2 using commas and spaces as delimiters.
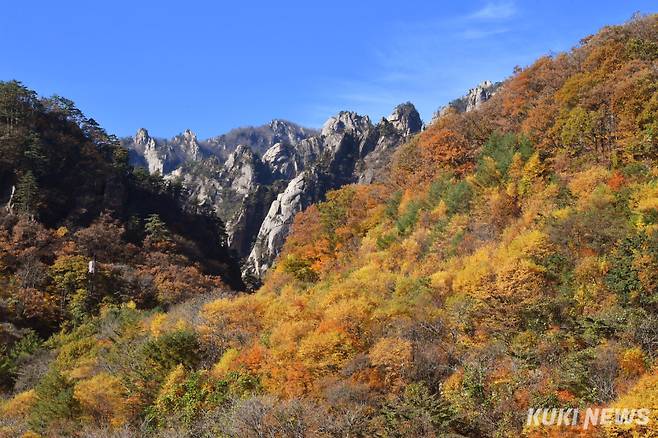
431, 80, 501, 123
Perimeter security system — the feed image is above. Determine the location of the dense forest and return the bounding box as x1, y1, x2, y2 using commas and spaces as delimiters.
2, 13, 658, 438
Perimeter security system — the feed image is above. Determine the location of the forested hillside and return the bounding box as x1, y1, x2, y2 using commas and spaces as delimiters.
0, 80, 245, 434
2, 13, 658, 438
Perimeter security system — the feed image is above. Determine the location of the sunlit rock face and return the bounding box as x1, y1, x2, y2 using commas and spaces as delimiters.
431, 80, 501, 124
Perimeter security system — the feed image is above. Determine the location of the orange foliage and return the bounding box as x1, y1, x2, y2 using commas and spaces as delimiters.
607, 172, 625, 190
618, 348, 646, 377
418, 128, 474, 176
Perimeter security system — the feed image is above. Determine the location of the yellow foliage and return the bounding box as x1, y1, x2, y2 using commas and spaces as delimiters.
260, 287, 311, 327
568, 166, 611, 207
519, 152, 544, 195
369, 337, 413, 389
266, 320, 317, 368
429, 270, 452, 293
174, 318, 190, 332
606, 370, 658, 437
499, 229, 551, 261
149, 313, 167, 337
322, 297, 374, 344
298, 327, 354, 375
198, 294, 264, 351
495, 258, 546, 300
442, 368, 467, 412
452, 245, 494, 296
74, 372, 127, 427
552, 207, 572, 220
67, 356, 98, 380
0, 390, 37, 418
619, 348, 647, 377
154, 364, 187, 413
211, 348, 239, 378
634, 253, 658, 296
573, 256, 608, 313
430, 199, 449, 221
632, 184, 658, 233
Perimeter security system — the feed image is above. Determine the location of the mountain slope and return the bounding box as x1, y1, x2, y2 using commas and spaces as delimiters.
0, 79, 242, 338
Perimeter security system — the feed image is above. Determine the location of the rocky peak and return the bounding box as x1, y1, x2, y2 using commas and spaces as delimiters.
269, 119, 293, 135
131, 128, 165, 174
386, 102, 423, 137
262, 142, 290, 162
202, 120, 316, 160
183, 128, 196, 141
172, 129, 201, 161
463, 80, 497, 112
269, 119, 318, 147
321, 111, 373, 138
432, 80, 501, 123
134, 128, 154, 146
225, 144, 257, 171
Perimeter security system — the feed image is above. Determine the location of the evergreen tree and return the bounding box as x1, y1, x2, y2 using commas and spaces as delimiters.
14, 170, 39, 218
29, 368, 79, 432
145, 214, 171, 242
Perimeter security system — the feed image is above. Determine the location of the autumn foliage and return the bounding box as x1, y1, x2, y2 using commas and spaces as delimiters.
2, 13, 658, 438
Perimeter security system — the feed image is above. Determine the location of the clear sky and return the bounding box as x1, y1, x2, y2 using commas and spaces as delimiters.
1, 1, 655, 138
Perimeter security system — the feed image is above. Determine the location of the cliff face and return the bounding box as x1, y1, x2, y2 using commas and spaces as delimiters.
121, 121, 317, 260
243, 104, 422, 283
124, 103, 424, 286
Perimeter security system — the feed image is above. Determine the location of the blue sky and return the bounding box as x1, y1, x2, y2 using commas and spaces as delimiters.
1, 1, 655, 138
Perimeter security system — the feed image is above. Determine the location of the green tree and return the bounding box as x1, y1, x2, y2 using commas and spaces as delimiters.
145, 214, 171, 242
371, 383, 455, 437
29, 368, 80, 433
14, 171, 39, 218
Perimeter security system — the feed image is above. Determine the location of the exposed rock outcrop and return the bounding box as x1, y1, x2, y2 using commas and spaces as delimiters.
243, 104, 422, 283
126, 128, 203, 175
203, 120, 316, 161
169, 145, 275, 256
122, 122, 316, 259
431, 80, 501, 123
386, 102, 423, 137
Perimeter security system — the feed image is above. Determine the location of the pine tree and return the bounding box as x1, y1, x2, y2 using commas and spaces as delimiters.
14, 171, 39, 218
145, 214, 170, 242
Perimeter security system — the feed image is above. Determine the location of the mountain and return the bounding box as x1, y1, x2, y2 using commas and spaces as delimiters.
4, 14, 656, 438
123, 103, 424, 286
204, 119, 318, 160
